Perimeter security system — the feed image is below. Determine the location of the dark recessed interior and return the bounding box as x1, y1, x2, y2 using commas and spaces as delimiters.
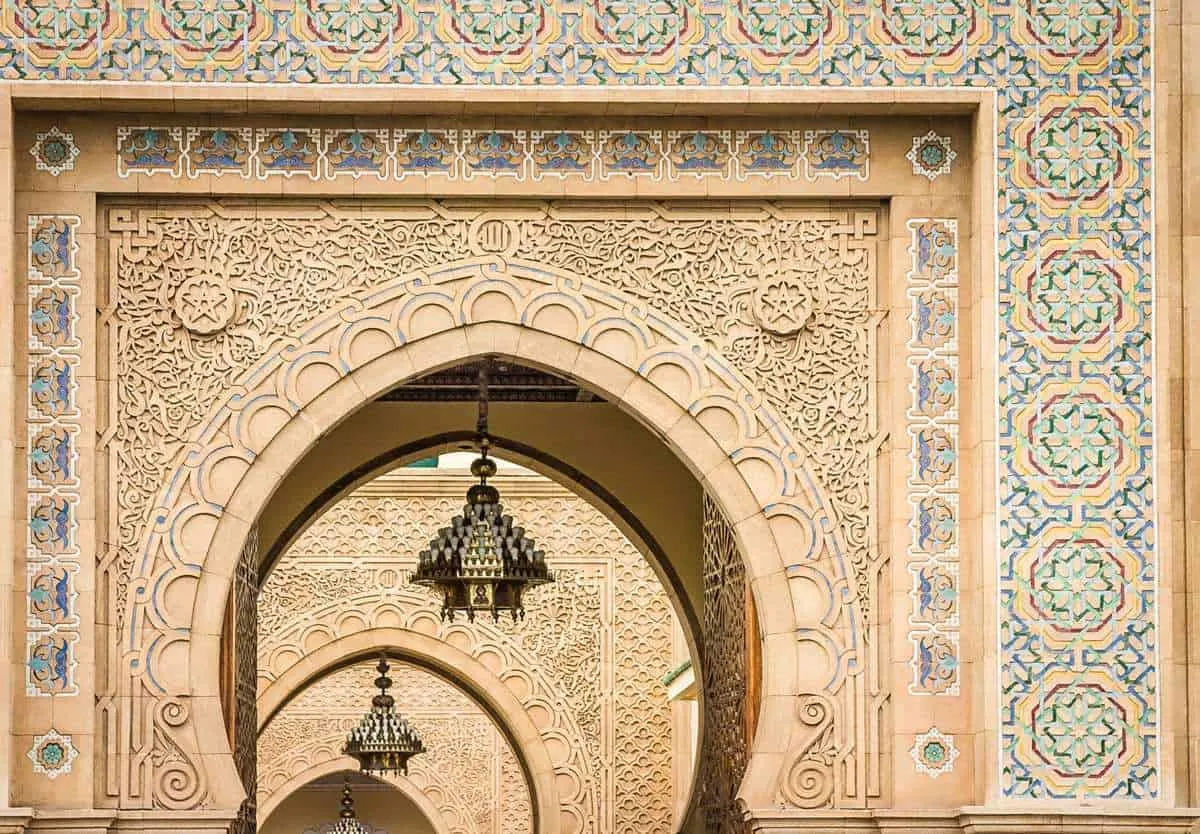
379, 361, 602, 404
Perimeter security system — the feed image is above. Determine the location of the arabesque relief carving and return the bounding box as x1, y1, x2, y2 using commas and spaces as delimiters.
258, 476, 676, 834
259, 662, 531, 834
97, 201, 882, 812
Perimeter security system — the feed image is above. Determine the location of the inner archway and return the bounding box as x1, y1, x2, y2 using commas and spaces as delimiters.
261, 767, 447, 834
259, 660, 531, 834
252, 437, 704, 834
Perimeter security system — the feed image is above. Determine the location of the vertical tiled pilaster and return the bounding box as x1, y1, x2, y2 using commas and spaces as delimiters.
904, 218, 961, 700
13, 188, 95, 806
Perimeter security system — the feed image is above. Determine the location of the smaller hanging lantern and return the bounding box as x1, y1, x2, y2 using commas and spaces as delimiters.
343, 654, 425, 776
330, 777, 369, 834
411, 359, 554, 621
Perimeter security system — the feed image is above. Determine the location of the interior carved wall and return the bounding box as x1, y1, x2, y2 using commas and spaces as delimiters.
257, 472, 677, 834
258, 661, 530, 834
97, 200, 881, 811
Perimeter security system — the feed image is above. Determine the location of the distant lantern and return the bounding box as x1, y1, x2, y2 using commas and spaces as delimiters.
330, 778, 369, 834
411, 358, 553, 621
343, 654, 425, 776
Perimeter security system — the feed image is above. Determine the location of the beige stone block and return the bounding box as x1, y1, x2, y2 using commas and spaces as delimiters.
570, 347, 636, 404
348, 347, 417, 405
13, 689, 55, 735
660, 411, 729, 481
401, 328, 473, 380
617, 376, 687, 439
514, 328, 582, 379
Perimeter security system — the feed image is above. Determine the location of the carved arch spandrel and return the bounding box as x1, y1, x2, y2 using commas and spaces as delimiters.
101, 203, 881, 813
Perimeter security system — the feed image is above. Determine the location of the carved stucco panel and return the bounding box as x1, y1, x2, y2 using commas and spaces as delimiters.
99, 202, 880, 810
103, 202, 877, 628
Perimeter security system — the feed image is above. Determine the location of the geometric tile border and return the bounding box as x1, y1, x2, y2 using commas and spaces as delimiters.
25, 215, 81, 698
115, 125, 871, 184
905, 219, 960, 697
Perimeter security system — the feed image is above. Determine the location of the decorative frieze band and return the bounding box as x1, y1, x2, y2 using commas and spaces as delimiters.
25, 215, 82, 698
905, 218, 960, 698
116, 126, 870, 183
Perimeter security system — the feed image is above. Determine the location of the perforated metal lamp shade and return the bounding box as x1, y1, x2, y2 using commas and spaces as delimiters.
411, 359, 553, 622
343, 656, 425, 776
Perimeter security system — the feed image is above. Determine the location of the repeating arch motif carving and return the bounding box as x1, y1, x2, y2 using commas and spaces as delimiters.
100, 203, 878, 811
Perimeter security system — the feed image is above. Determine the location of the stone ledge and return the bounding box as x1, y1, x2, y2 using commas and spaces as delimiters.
0, 808, 263, 834
26, 810, 116, 834
110, 810, 237, 834
0, 809, 33, 834
747, 807, 1200, 834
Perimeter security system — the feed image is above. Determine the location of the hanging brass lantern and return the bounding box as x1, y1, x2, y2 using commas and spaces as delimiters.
411, 358, 553, 621
343, 654, 425, 776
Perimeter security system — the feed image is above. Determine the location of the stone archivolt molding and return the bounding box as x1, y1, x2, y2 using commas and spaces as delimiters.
258, 476, 675, 834
259, 662, 531, 834
98, 201, 880, 811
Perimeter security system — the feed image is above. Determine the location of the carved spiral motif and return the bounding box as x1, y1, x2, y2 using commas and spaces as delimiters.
778, 695, 836, 809
156, 697, 190, 727
156, 758, 205, 809
152, 697, 207, 810
782, 758, 834, 808
797, 696, 829, 727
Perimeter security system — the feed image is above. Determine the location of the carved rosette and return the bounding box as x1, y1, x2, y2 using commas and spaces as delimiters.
174, 274, 237, 335
751, 268, 823, 336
